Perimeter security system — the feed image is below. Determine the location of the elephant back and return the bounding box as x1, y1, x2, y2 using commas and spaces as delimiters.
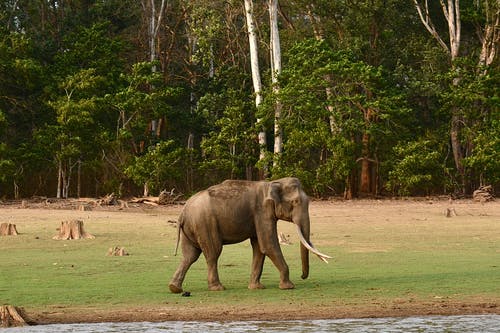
207, 180, 254, 200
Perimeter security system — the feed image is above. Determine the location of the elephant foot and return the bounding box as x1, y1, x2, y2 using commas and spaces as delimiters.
248, 282, 266, 290
169, 282, 183, 294
279, 280, 295, 290
208, 283, 225, 291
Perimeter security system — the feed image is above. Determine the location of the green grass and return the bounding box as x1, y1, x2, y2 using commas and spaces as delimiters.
0, 202, 499, 312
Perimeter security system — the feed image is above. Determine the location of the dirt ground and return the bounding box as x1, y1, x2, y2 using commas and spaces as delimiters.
27, 300, 500, 324
2, 196, 499, 324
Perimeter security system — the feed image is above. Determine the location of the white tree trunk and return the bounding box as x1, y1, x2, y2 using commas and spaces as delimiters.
142, 0, 166, 67
269, 0, 282, 163
244, 0, 267, 176
477, 1, 499, 69
57, 159, 62, 198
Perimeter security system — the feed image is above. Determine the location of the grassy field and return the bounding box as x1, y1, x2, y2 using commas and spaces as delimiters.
0, 199, 499, 322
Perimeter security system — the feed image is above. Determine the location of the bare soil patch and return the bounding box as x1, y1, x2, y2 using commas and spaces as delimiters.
27, 300, 500, 325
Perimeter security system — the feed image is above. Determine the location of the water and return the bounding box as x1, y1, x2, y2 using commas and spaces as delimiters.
2, 315, 499, 333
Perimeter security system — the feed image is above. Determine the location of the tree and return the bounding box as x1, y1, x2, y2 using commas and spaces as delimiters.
43, 68, 103, 198
244, 0, 267, 178
413, 1, 464, 189
269, 0, 283, 165
105, 61, 184, 194
124, 140, 184, 194
199, 87, 258, 182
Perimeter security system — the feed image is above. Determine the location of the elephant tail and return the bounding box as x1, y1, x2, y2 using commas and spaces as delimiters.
173, 212, 184, 256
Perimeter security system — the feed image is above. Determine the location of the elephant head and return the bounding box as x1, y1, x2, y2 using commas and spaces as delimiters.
268, 177, 331, 279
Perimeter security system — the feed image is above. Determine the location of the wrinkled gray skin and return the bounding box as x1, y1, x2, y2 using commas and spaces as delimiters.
169, 177, 313, 293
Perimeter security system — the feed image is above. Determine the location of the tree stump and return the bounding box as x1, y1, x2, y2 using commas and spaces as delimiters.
53, 220, 95, 240
107, 246, 129, 256
0, 223, 19, 236
1, 305, 27, 327
445, 207, 457, 217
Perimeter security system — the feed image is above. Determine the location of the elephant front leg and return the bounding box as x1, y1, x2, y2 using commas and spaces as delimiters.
248, 238, 265, 290
263, 238, 294, 289
268, 252, 295, 290
257, 222, 295, 290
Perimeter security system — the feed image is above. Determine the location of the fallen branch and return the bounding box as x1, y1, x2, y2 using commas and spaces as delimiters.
473, 185, 494, 202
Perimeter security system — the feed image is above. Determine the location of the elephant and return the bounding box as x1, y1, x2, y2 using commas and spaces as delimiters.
168, 177, 331, 293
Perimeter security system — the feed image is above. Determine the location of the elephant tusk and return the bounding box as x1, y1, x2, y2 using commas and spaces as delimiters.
296, 225, 332, 263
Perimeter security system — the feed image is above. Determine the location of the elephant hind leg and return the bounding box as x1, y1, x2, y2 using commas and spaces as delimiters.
169, 235, 202, 293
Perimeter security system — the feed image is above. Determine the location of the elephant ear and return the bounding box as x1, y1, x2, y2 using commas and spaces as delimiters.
264, 181, 282, 219
268, 181, 282, 203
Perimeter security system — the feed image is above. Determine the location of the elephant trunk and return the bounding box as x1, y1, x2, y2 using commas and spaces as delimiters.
299, 220, 310, 279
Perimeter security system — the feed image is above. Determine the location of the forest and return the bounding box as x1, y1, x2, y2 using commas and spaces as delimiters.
0, 0, 498, 199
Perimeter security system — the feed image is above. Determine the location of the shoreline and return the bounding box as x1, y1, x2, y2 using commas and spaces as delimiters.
27, 301, 500, 325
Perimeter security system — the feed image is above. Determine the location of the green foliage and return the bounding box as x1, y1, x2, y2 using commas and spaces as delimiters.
386, 137, 449, 196
199, 87, 258, 182
464, 119, 500, 186
0, 1, 499, 197
124, 140, 184, 194
0, 139, 15, 183
42, 68, 103, 164
274, 39, 410, 195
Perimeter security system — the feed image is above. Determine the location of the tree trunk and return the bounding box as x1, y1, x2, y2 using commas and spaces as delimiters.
53, 220, 95, 240
269, 0, 282, 165
477, 6, 499, 70
57, 159, 62, 198
142, 0, 166, 65
450, 110, 465, 188
359, 133, 371, 194
0, 223, 19, 236
244, 0, 267, 178
77, 159, 81, 198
